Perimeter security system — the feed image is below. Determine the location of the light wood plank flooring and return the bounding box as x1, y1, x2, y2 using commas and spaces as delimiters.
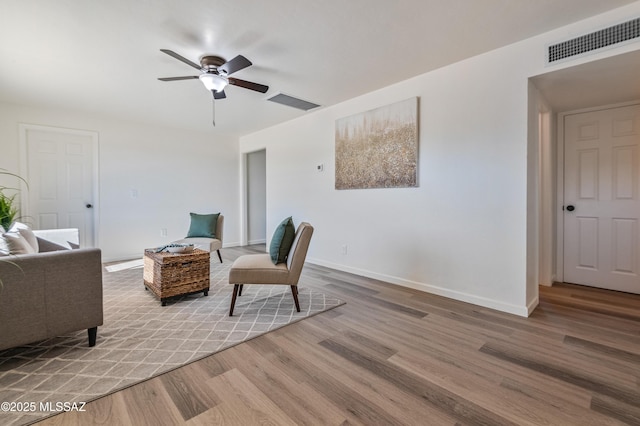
39, 245, 640, 425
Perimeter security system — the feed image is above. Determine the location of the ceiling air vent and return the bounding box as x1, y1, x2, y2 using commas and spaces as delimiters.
267, 93, 321, 111
548, 17, 640, 64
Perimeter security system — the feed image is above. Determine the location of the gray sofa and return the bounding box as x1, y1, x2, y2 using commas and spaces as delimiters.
0, 247, 103, 351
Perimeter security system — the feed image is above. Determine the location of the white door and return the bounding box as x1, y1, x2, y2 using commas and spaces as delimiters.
21, 125, 98, 248
563, 104, 640, 294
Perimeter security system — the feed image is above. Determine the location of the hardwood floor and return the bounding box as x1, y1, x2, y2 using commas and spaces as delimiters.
39, 245, 640, 425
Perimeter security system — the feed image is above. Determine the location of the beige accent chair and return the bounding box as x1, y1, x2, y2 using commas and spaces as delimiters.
172, 214, 224, 263
228, 222, 314, 316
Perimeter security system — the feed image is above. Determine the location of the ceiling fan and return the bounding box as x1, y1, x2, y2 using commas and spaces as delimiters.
158, 49, 269, 125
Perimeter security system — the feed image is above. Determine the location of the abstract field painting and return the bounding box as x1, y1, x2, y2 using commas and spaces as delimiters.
335, 97, 418, 190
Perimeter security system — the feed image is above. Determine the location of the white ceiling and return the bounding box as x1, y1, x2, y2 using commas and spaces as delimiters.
0, 0, 637, 138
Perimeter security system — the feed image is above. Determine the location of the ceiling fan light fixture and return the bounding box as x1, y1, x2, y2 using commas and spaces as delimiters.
199, 73, 228, 92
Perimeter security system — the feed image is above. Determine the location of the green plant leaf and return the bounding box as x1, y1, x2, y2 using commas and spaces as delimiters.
0, 169, 28, 230
0, 168, 29, 190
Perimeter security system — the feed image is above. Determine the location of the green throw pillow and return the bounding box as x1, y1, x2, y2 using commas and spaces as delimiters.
186, 212, 220, 238
269, 217, 295, 264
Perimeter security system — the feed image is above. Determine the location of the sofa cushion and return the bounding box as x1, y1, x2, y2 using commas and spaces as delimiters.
33, 228, 79, 250
37, 237, 70, 252
10, 222, 39, 253
269, 217, 295, 264
229, 253, 290, 284
3, 231, 37, 255
186, 213, 220, 239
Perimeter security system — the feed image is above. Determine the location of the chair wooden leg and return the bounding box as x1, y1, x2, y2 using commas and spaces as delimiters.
290, 285, 300, 312
239, 284, 243, 296
217, 249, 223, 263
229, 284, 240, 316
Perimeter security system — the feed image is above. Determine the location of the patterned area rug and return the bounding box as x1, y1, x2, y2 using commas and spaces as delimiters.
0, 260, 344, 426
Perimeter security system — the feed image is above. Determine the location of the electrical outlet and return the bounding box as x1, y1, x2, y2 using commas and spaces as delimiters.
341, 244, 348, 255
160, 228, 167, 237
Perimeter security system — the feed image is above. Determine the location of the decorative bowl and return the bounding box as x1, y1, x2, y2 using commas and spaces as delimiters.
166, 244, 195, 253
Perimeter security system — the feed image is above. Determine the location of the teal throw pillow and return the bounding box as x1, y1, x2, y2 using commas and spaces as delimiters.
269, 217, 295, 264
186, 212, 220, 238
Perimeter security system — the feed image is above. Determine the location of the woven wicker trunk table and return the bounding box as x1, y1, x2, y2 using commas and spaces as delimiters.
143, 248, 210, 306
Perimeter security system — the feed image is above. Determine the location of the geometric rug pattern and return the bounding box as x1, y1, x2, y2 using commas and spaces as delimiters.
0, 260, 344, 426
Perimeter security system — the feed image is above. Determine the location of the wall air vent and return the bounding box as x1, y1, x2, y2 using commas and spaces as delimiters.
548, 17, 640, 64
267, 93, 321, 111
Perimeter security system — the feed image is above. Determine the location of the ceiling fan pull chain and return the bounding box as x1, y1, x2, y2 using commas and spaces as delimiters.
212, 98, 216, 127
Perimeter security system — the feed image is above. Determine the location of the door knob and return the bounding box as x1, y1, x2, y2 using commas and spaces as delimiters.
86, 204, 93, 209
566, 205, 575, 212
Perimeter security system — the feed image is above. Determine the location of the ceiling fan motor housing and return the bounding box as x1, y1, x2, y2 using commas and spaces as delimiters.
200, 55, 226, 72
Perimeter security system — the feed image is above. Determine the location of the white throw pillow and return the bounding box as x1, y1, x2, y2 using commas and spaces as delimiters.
0, 235, 8, 256
0, 225, 6, 256
9, 222, 39, 253
2, 231, 37, 255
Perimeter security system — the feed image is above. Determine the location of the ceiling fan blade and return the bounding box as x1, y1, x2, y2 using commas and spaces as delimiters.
218, 55, 252, 75
228, 77, 269, 93
160, 49, 201, 70
158, 76, 199, 81
212, 89, 226, 100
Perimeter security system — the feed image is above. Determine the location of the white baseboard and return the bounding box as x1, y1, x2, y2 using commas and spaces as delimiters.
222, 241, 241, 248
306, 257, 530, 317
103, 253, 143, 264
247, 239, 266, 245
527, 296, 539, 316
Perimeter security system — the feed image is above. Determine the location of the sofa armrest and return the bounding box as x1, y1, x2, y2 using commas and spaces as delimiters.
0, 248, 103, 350
43, 248, 103, 337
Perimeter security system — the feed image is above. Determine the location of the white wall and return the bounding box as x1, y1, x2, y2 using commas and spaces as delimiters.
0, 102, 240, 262
526, 83, 556, 313
240, 3, 640, 316
526, 82, 541, 314
538, 106, 556, 288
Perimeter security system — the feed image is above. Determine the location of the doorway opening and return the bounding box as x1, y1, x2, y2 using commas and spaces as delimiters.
244, 149, 266, 246
531, 49, 640, 296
